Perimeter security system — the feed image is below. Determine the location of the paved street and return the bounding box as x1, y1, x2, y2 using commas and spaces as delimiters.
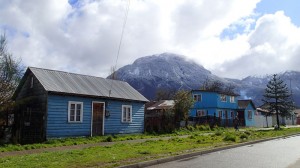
147, 135, 300, 168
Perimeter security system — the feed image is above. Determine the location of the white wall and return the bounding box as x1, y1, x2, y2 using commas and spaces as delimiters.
254, 115, 272, 128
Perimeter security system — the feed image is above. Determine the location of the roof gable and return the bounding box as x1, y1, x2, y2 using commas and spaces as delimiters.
238, 100, 256, 109
15, 67, 148, 102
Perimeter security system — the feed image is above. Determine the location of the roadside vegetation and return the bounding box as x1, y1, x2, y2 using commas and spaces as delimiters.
0, 126, 300, 167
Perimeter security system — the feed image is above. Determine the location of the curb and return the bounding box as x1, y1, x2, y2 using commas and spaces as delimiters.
119, 133, 300, 168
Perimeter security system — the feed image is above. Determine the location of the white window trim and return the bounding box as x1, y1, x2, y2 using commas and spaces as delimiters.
122, 105, 132, 123
218, 111, 223, 118
230, 96, 235, 103
220, 94, 227, 102
248, 110, 252, 120
196, 110, 206, 117
193, 94, 202, 102
68, 101, 83, 123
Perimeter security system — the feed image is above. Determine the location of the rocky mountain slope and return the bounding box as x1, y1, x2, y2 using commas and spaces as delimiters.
108, 53, 300, 107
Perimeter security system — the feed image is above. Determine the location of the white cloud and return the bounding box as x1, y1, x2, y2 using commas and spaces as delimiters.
213, 11, 300, 79
3, 0, 299, 80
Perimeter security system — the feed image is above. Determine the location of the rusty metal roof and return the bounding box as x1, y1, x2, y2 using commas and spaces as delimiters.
147, 100, 174, 110
29, 67, 148, 102
238, 100, 256, 109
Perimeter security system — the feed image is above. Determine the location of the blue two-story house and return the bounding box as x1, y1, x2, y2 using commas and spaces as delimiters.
190, 90, 255, 127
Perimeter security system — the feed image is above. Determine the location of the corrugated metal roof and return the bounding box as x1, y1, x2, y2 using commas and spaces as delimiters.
29, 67, 148, 102
238, 100, 255, 109
146, 100, 174, 110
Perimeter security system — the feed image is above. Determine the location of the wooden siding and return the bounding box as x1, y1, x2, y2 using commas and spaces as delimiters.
244, 104, 256, 127
14, 71, 47, 144
192, 91, 238, 110
190, 91, 239, 127
47, 95, 91, 138
47, 94, 145, 138
104, 101, 144, 134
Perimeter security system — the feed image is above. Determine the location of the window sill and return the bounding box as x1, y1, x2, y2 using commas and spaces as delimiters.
121, 121, 132, 124
68, 121, 83, 123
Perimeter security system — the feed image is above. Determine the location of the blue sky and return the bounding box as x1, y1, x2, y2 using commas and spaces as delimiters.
0, 0, 300, 79
256, 0, 300, 26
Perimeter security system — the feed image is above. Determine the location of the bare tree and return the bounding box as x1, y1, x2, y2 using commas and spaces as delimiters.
200, 78, 224, 92
201, 78, 236, 95
108, 66, 118, 80
0, 33, 23, 125
155, 88, 176, 101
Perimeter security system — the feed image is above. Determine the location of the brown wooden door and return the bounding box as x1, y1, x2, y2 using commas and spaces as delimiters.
92, 102, 104, 136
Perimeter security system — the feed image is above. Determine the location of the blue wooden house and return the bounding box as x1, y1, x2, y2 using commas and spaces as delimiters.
237, 100, 256, 127
13, 67, 148, 144
189, 90, 255, 127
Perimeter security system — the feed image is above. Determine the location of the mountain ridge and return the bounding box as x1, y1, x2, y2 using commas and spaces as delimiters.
108, 53, 300, 107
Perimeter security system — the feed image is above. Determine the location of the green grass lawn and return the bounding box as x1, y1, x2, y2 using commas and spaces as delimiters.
1, 127, 300, 168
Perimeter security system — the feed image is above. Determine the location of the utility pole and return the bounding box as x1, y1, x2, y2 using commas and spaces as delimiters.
289, 78, 295, 125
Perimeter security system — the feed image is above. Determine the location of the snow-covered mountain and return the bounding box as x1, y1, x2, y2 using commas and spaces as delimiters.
108, 53, 300, 107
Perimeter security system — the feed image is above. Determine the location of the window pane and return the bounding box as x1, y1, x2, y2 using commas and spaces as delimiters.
127, 110, 131, 121
70, 115, 75, 121
76, 109, 81, 116
71, 104, 75, 110
77, 104, 81, 110
70, 109, 75, 116
123, 110, 126, 122
76, 116, 80, 121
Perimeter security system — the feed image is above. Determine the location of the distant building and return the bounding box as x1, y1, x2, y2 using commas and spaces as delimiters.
257, 104, 298, 127
144, 100, 175, 132
189, 90, 255, 127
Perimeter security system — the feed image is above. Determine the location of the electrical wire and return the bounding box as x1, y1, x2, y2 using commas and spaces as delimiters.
109, 0, 130, 97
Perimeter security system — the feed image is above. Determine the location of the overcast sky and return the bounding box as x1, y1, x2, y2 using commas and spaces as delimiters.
1, 0, 300, 79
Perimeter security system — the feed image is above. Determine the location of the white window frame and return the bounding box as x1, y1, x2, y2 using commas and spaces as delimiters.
196, 110, 206, 117
68, 101, 83, 123
220, 94, 227, 102
218, 111, 223, 119
193, 94, 202, 102
248, 110, 252, 120
230, 96, 235, 103
230, 111, 234, 118
122, 105, 132, 123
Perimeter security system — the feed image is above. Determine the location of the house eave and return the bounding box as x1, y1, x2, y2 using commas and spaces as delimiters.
47, 91, 149, 103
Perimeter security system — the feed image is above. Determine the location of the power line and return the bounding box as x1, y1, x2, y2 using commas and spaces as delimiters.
109, 0, 130, 97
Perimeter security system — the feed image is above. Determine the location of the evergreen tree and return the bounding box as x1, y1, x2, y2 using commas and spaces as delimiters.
262, 74, 294, 129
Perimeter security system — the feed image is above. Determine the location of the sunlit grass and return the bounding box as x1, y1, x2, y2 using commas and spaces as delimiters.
0, 127, 300, 167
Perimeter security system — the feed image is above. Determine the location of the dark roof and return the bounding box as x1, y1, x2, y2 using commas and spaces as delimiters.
238, 100, 256, 109
147, 100, 174, 111
15, 67, 148, 102
191, 89, 240, 96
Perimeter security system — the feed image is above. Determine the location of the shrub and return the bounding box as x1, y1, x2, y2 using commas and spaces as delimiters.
244, 131, 251, 136
105, 136, 113, 142
223, 134, 236, 142
187, 125, 195, 131
214, 131, 222, 136
239, 134, 248, 140
195, 124, 211, 131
